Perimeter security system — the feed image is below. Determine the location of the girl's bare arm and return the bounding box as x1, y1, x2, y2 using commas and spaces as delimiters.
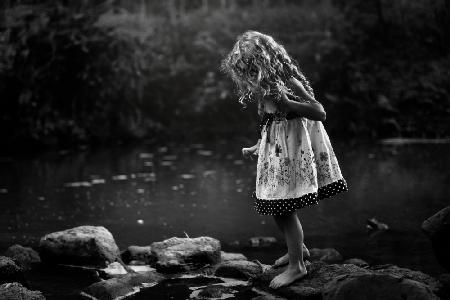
280, 77, 326, 121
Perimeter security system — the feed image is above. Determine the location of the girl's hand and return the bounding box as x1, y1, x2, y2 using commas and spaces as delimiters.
242, 145, 258, 160
277, 92, 292, 112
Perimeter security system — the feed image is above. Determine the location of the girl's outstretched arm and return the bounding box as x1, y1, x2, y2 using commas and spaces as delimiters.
279, 77, 326, 121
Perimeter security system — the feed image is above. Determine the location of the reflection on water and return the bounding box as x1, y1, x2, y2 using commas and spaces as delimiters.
0, 140, 448, 275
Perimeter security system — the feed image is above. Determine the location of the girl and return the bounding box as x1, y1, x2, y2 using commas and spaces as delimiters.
221, 31, 348, 289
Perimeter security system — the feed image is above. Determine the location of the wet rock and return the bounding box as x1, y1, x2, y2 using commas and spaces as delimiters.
248, 237, 277, 247
252, 261, 370, 299
39, 226, 120, 268
369, 264, 442, 295
0, 282, 45, 300
150, 237, 221, 273
128, 265, 156, 274
99, 262, 128, 278
82, 271, 164, 300
214, 260, 266, 280
322, 273, 439, 300
0, 256, 27, 286
197, 285, 234, 298
121, 246, 155, 265
342, 258, 369, 268
5, 245, 41, 271
220, 251, 247, 262
309, 248, 343, 263
422, 206, 450, 271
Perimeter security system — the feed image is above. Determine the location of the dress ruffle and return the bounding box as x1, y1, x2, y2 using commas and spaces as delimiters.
253, 178, 348, 215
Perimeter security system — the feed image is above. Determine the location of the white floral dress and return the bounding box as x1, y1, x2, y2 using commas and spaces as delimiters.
253, 97, 348, 215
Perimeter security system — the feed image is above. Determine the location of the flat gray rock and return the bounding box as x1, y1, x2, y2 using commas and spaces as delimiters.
214, 260, 266, 280
83, 271, 164, 300
220, 251, 247, 262
150, 237, 221, 273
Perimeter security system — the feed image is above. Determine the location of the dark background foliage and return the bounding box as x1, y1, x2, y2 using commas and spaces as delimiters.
0, 0, 449, 149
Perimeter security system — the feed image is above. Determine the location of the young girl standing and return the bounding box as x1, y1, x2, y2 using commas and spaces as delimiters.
222, 31, 348, 289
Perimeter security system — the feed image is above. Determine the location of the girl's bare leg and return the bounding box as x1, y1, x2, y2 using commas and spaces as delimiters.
269, 211, 308, 289
273, 213, 310, 268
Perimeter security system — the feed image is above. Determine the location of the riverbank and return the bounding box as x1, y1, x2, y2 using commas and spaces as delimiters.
1, 218, 450, 300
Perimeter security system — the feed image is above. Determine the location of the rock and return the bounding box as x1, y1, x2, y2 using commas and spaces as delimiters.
214, 260, 266, 280
369, 264, 442, 295
128, 265, 156, 274
150, 237, 221, 273
197, 285, 234, 298
39, 226, 120, 268
220, 251, 247, 262
4, 245, 41, 271
252, 261, 370, 299
322, 273, 439, 300
0, 256, 27, 286
121, 246, 155, 265
100, 262, 128, 278
82, 271, 164, 300
342, 258, 369, 268
422, 206, 450, 271
0, 282, 45, 300
248, 237, 277, 247
309, 248, 343, 263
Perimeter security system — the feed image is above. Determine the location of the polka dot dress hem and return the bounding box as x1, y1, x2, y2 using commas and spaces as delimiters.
253, 179, 348, 215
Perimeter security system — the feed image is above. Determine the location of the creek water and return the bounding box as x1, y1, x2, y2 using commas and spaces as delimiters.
0, 139, 448, 298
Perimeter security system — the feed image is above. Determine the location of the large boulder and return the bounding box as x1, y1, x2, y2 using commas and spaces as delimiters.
0, 256, 27, 286
422, 206, 450, 271
82, 271, 164, 300
252, 261, 370, 299
39, 226, 120, 268
150, 237, 221, 273
309, 248, 343, 263
0, 282, 45, 300
323, 273, 439, 300
5, 244, 41, 271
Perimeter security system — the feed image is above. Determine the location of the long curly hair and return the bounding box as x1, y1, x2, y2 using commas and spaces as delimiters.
221, 31, 315, 107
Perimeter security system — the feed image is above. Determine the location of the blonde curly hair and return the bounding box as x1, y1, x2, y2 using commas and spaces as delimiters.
221, 31, 315, 107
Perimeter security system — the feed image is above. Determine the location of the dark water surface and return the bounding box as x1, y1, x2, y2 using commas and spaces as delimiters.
0, 139, 448, 279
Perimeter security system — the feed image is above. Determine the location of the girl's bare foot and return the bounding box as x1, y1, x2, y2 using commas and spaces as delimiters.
273, 243, 310, 268
269, 263, 307, 289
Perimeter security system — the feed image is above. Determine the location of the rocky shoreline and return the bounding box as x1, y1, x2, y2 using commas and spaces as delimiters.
1, 206, 450, 300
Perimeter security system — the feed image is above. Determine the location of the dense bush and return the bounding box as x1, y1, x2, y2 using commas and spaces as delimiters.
0, 0, 449, 147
